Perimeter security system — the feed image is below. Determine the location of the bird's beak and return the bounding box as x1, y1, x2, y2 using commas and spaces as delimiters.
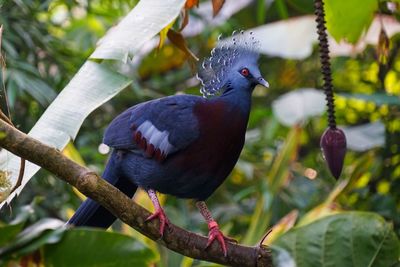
257, 77, 269, 88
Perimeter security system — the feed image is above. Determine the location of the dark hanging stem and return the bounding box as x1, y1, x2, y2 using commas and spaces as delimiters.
315, 0, 346, 179
314, 0, 336, 129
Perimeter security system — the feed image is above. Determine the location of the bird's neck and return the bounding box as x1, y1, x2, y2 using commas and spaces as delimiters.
217, 84, 252, 115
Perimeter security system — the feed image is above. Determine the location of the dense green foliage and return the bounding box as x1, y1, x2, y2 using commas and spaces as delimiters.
274, 212, 399, 267
0, 0, 399, 266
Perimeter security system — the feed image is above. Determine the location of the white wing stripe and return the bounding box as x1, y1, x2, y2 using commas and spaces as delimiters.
137, 120, 174, 155
144, 124, 156, 138
160, 137, 174, 154
149, 130, 164, 147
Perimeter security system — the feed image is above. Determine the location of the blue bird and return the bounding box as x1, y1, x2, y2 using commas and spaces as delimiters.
68, 31, 268, 256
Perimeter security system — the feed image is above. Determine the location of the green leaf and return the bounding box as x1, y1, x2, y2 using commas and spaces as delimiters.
0, 218, 65, 260
325, 0, 378, 44
10, 68, 57, 106
43, 228, 156, 267
0, 223, 24, 247
0, 204, 32, 247
256, 0, 266, 24
273, 212, 400, 267
271, 246, 296, 267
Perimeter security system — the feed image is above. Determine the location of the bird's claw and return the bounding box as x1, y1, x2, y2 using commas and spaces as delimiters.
145, 209, 170, 237
205, 222, 235, 257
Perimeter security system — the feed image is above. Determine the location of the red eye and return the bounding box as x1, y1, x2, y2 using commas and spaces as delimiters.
241, 68, 249, 77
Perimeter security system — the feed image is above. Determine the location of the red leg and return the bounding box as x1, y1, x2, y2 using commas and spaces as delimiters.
196, 201, 236, 257
145, 189, 170, 236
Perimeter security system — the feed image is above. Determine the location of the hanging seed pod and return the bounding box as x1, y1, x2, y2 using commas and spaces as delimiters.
320, 128, 347, 179
314, 0, 347, 179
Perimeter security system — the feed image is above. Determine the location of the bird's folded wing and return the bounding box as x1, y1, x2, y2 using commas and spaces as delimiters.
103, 95, 202, 161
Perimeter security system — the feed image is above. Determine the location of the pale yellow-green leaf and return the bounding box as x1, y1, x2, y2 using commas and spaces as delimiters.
62, 142, 86, 166
0, 62, 131, 208
63, 142, 87, 201
91, 0, 186, 62
262, 210, 298, 246
0, 0, 187, 208
158, 19, 176, 49
297, 179, 348, 227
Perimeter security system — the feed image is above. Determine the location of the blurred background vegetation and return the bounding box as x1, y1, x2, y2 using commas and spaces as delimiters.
0, 0, 399, 266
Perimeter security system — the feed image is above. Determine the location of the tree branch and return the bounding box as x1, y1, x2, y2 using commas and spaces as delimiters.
0, 120, 273, 267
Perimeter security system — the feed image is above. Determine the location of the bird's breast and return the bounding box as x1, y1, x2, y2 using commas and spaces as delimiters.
170, 100, 249, 181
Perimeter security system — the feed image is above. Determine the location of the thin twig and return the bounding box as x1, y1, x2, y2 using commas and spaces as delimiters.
0, 25, 25, 195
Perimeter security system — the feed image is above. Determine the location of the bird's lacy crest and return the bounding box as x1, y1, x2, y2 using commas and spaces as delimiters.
197, 30, 260, 97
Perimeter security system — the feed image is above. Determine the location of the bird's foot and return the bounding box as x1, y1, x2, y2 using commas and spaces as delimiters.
205, 221, 236, 257
145, 208, 170, 237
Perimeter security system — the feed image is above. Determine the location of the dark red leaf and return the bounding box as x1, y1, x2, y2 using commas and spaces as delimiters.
179, 9, 190, 31
185, 0, 199, 9
167, 29, 199, 64
212, 0, 225, 17
377, 28, 390, 64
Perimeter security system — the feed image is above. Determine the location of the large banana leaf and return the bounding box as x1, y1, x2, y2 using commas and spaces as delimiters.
0, 0, 186, 208
272, 212, 399, 267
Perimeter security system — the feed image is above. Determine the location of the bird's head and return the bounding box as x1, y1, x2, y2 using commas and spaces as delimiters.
197, 30, 268, 97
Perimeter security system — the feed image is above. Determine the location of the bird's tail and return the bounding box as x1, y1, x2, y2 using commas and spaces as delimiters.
67, 151, 137, 228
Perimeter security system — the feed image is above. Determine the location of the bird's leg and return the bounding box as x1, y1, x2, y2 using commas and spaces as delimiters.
145, 189, 170, 236
196, 201, 236, 257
